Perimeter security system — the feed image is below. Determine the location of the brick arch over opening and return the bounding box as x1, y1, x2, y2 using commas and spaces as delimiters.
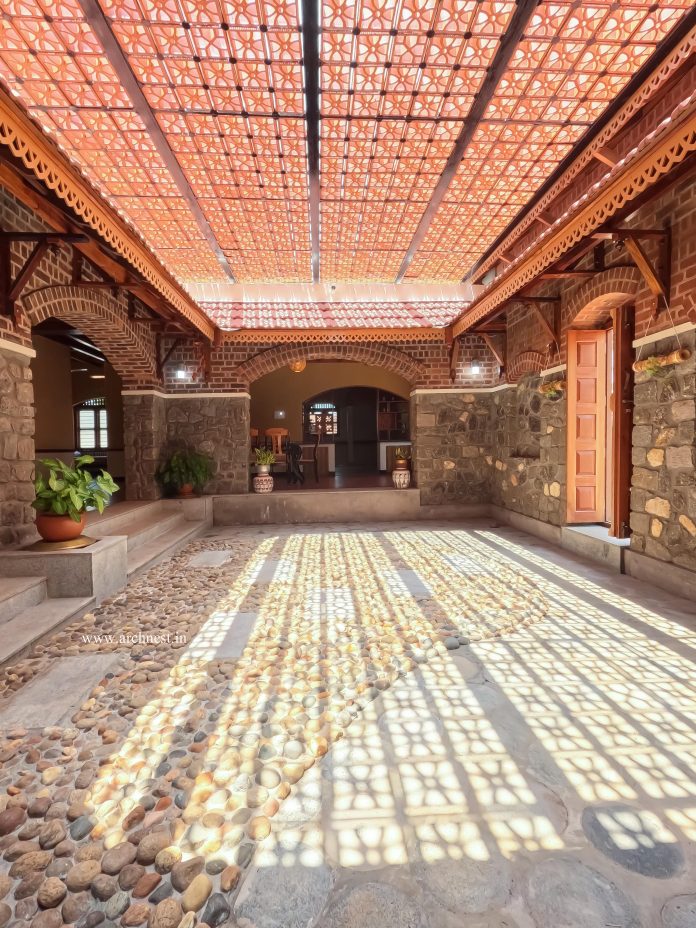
22, 286, 158, 387
236, 341, 424, 389
507, 350, 546, 384
565, 267, 641, 329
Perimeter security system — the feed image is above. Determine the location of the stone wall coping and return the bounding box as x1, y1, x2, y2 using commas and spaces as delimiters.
0, 336, 35, 359
540, 363, 567, 376
410, 385, 510, 395
632, 321, 696, 349
122, 390, 251, 399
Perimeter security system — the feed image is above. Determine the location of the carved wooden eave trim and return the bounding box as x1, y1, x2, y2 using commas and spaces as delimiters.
220, 326, 448, 343
471, 23, 696, 284
0, 90, 215, 341
453, 90, 696, 337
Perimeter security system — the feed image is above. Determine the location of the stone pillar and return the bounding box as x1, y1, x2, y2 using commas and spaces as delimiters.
488, 379, 567, 526
122, 392, 167, 500
410, 390, 492, 505
630, 330, 696, 570
0, 341, 36, 546
164, 394, 250, 494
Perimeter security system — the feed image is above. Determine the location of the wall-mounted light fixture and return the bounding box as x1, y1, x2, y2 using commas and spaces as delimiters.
289, 360, 306, 373
471, 364, 481, 375
274, 409, 286, 420
175, 368, 190, 380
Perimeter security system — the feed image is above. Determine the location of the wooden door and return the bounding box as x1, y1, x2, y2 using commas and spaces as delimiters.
610, 305, 635, 537
567, 329, 607, 524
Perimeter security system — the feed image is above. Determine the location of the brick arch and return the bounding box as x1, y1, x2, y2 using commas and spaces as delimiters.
236, 341, 424, 389
507, 350, 546, 384
565, 267, 641, 329
22, 285, 158, 387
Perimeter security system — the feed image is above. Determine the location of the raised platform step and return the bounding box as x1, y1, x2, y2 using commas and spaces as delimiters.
127, 519, 205, 578
91, 509, 185, 551
214, 487, 422, 526
0, 576, 47, 624
0, 596, 93, 666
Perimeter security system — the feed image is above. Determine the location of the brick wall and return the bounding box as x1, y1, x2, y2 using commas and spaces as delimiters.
162, 333, 502, 392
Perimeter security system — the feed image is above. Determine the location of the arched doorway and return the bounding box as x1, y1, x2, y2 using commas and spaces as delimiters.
31, 320, 125, 491
248, 357, 412, 487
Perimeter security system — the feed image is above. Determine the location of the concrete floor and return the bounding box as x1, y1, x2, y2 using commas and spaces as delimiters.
0, 518, 694, 928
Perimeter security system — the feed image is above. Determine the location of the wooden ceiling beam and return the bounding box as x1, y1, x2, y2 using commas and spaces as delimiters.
395, 0, 540, 282
480, 333, 505, 369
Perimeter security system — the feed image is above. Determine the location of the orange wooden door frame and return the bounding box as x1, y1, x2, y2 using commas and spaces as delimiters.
610, 304, 635, 537
566, 329, 607, 524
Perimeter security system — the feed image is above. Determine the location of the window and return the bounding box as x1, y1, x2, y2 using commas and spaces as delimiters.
306, 402, 338, 437
75, 398, 108, 450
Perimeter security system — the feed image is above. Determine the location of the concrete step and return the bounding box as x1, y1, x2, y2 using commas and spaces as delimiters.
92, 510, 185, 552
84, 500, 163, 536
0, 597, 94, 666
127, 520, 205, 578
0, 576, 47, 625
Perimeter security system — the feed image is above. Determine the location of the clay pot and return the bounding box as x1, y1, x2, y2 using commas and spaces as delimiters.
177, 483, 195, 498
35, 512, 86, 543
393, 458, 409, 470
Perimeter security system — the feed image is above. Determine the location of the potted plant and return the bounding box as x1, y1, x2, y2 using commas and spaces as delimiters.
32, 455, 119, 543
393, 448, 410, 470
253, 448, 276, 494
392, 447, 411, 489
156, 449, 214, 498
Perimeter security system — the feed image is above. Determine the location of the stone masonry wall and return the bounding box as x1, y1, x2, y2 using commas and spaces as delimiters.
163, 397, 250, 495
488, 376, 567, 526
630, 330, 696, 571
122, 394, 167, 501
411, 392, 492, 506
0, 346, 35, 545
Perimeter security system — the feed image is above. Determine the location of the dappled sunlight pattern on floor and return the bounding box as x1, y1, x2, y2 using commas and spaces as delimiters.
0, 521, 694, 928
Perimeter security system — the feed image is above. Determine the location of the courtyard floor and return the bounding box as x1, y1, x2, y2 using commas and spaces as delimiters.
0, 518, 694, 928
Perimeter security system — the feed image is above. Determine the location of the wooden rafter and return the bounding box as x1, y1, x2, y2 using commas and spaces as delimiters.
452, 90, 696, 336
593, 146, 620, 167
0, 90, 215, 340
468, 17, 696, 286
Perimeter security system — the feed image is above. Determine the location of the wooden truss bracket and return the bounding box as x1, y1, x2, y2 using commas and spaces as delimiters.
196, 340, 212, 384
155, 334, 182, 382
518, 297, 560, 355
449, 337, 462, 383
618, 226, 671, 315
480, 333, 505, 373
0, 232, 87, 318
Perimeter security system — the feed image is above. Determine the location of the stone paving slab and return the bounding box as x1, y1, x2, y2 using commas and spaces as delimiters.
187, 551, 232, 568
0, 655, 121, 728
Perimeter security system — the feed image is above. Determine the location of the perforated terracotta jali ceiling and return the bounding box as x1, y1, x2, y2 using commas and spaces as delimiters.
0, 0, 692, 322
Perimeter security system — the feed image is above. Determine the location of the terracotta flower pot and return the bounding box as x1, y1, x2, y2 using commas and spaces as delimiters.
394, 458, 409, 470
177, 483, 195, 498
35, 512, 86, 543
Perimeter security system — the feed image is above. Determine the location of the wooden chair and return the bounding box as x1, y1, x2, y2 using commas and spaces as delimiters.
298, 412, 327, 484
298, 430, 320, 484
264, 428, 289, 471
250, 427, 259, 448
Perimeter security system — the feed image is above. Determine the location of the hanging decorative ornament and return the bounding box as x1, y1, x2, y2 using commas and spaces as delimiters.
289, 360, 307, 373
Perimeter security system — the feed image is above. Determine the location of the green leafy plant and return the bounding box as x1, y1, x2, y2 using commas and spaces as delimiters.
393, 447, 411, 461
643, 356, 663, 377
255, 447, 276, 466
33, 456, 119, 522
156, 449, 214, 492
